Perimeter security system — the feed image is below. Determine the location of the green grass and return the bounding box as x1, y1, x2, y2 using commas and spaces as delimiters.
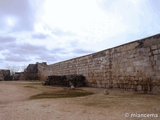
82, 91, 160, 109
26, 82, 42, 85
83, 98, 120, 108
29, 89, 93, 99
24, 85, 37, 89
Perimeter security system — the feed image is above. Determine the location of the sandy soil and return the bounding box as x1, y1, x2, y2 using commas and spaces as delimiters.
0, 81, 160, 120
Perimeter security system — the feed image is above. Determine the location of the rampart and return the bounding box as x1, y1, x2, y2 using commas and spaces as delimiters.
38, 34, 160, 92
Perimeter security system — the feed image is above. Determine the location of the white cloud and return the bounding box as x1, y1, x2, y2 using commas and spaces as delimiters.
5, 16, 18, 27
128, 0, 143, 5
29, 0, 160, 51
0, 0, 160, 70
38, 0, 128, 43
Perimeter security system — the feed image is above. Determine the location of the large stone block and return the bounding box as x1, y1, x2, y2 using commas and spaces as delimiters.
153, 50, 159, 55
154, 55, 158, 60
155, 80, 160, 86
127, 67, 133, 72
151, 45, 157, 50
152, 86, 160, 94
156, 60, 160, 66
146, 47, 151, 52
137, 85, 142, 91
133, 61, 143, 66
134, 81, 138, 85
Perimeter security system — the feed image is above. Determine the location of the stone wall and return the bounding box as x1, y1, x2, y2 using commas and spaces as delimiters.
37, 62, 48, 80
38, 34, 160, 92
24, 64, 39, 80
23, 62, 48, 80
0, 69, 11, 81
13, 72, 25, 80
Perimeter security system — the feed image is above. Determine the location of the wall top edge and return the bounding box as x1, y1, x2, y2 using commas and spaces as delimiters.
49, 33, 160, 66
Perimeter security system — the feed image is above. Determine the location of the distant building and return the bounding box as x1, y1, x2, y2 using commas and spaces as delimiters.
13, 72, 25, 80
24, 62, 47, 80
0, 69, 11, 81
24, 64, 38, 80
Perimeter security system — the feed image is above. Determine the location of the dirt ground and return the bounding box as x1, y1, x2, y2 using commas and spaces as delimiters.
0, 81, 160, 120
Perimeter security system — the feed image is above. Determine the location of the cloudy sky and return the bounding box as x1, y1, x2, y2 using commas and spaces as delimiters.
0, 0, 160, 71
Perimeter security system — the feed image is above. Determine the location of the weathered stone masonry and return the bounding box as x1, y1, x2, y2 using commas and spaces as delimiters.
0, 69, 10, 81
39, 34, 160, 92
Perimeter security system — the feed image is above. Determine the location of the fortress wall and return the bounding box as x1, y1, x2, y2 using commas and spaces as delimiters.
39, 34, 160, 91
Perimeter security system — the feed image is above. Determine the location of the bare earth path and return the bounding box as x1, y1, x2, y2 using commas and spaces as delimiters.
0, 81, 160, 120
0, 81, 41, 104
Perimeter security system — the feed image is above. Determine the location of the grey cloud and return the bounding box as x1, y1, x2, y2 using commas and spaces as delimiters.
70, 40, 79, 47
1, 43, 60, 67
0, 58, 4, 62
38, 47, 74, 62
0, 0, 35, 31
52, 28, 75, 36
1, 43, 50, 63
2, 51, 30, 62
149, 1, 160, 17
0, 36, 16, 43
0, 37, 94, 65
31, 33, 48, 39
72, 48, 94, 54
36, 54, 58, 62
4, 54, 30, 62
9, 43, 48, 55
0, 36, 16, 51
99, 0, 118, 12
51, 47, 68, 54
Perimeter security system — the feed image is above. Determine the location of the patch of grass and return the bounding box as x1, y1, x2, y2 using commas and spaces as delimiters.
84, 102, 99, 107
29, 89, 93, 99
24, 86, 37, 89
84, 99, 119, 108
26, 82, 42, 85
82, 91, 160, 109
41, 104, 50, 108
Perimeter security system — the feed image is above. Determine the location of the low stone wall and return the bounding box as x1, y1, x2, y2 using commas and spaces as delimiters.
38, 34, 160, 92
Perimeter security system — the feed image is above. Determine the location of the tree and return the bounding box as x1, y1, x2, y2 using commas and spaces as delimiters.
5, 64, 19, 76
